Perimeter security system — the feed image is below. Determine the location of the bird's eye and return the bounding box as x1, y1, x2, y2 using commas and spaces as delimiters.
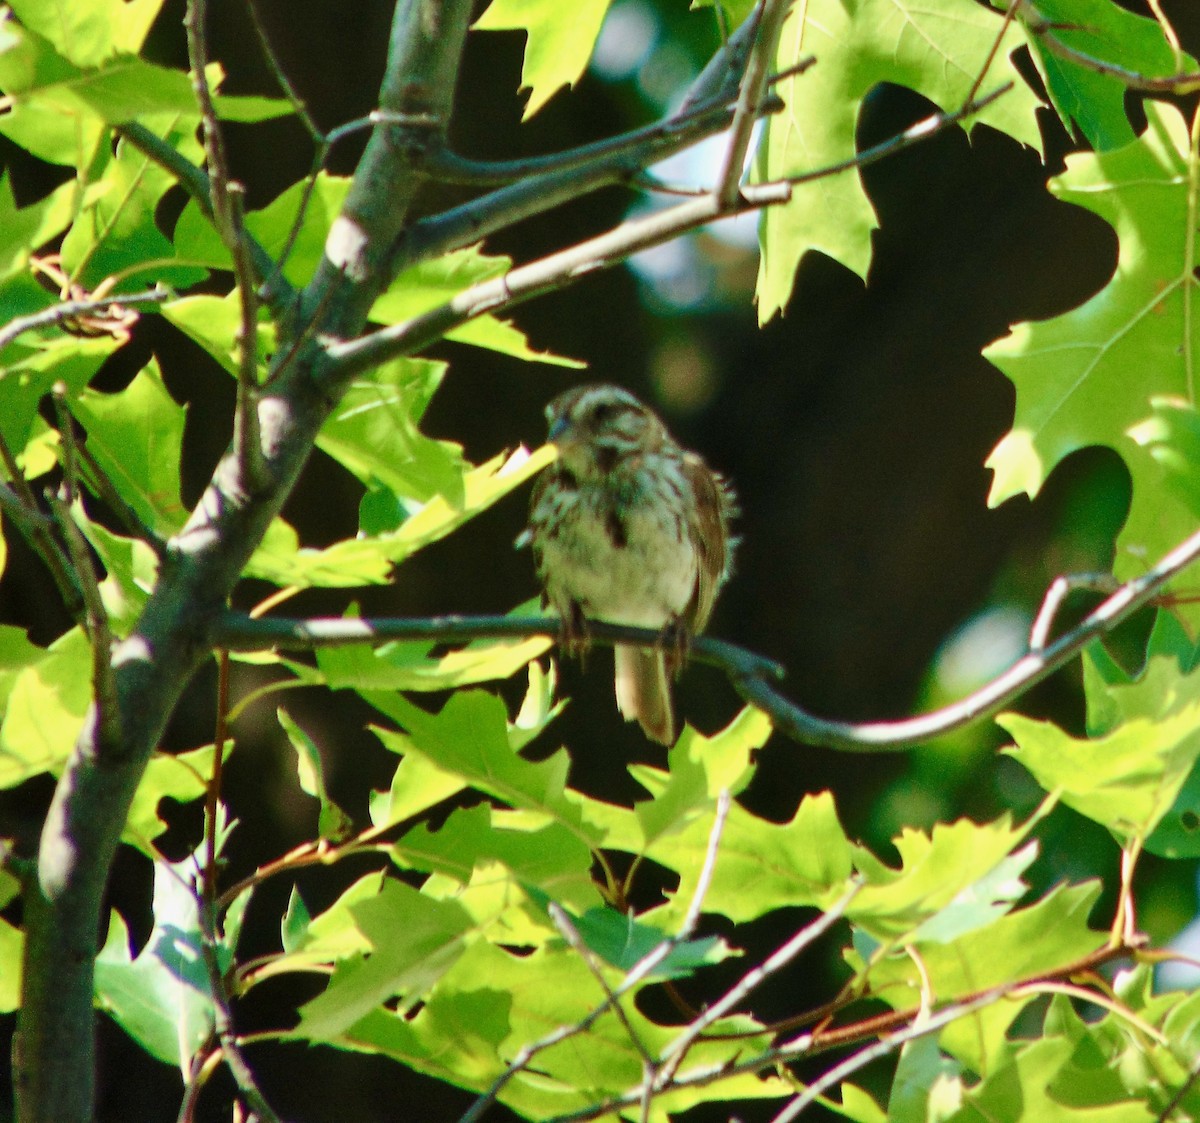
591, 401, 618, 424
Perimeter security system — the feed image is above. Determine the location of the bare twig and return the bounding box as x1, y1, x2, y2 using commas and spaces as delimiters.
656, 880, 862, 1086
549, 903, 653, 1066
50, 385, 78, 506
1023, 9, 1200, 94
113, 129, 291, 314
332, 84, 1010, 380
1028, 572, 1119, 650
74, 439, 167, 555
0, 287, 169, 352
767, 990, 1005, 1123
185, 1, 266, 493
204, 651, 232, 910
197, 897, 283, 1123
716, 0, 785, 208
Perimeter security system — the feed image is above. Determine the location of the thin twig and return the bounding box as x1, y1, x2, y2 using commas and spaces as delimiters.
1028, 572, 1118, 650
656, 879, 862, 1086
197, 896, 283, 1123
185, 1, 266, 493
0, 288, 170, 352
766, 990, 1004, 1123
963, 0, 1020, 110
113, 129, 290, 311
782, 84, 1013, 190
204, 651, 232, 910
51, 385, 78, 506
244, 0, 321, 138
228, 189, 266, 493
45, 492, 121, 751
716, 0, 784, 209
549, 903, 653, 1066
1027, 19, 1200, 94
398, 9, 768, 275
74, 439, 167, 555
332, 84, 1010, 380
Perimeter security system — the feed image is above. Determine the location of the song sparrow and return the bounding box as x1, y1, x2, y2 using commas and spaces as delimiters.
524, 384, 736, 744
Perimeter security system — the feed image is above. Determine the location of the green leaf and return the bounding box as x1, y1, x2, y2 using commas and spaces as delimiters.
77, 519, 159, 634
540, 896, 726, 979
0, 627, 92, 788
95, 855, 220, 1067
1017, 0, 1196, 151
394, 803, 598, 910
161, 293, 276, 378
0, 336, 118, 469
277, 708, 354, 842
1128, 398, 1200, 520
942, 1030, 1154, 1123
281, 886, 312, 954
315, 622, 552, 695
0, 175, 75, 287
369, 690, 584, 830
851, 882, 1106, 1074
889, 1033, 962, 1123
372, 245, 585, 367
317, 357, 465, 504
754, 0, 1042, 317
985, 102, 1195, 510
60, 122, 207, 290
474, 0, 611, 119
342, 939, 790, 1118
0, 624, 42, 720
244, 445, 555, 589
1000, 689, 1200, 839
645, 789, 855, 926
294, 878, 474, 1041
0, 916, 23, 1013
124, 744, 224, 853
174, 174, 351, 285
72, 358, 189, 536
9, 0, 165, 67
630, 706, 768, 846
849, 815, 1038, 943
368, 746, 469, 832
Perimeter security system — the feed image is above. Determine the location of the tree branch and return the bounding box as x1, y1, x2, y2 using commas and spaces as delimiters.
184, 0, 267, 495
395, 6, 767, 274
212, 517, 1200, 753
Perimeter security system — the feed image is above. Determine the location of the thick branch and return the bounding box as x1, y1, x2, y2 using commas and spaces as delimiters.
303, 0, 474, 333
12, 3, 476, 1121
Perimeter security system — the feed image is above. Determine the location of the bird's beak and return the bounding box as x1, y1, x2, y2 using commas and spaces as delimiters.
547, 416, 571, 444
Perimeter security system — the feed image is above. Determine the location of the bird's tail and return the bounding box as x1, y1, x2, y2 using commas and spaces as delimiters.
614, 644, 675, 745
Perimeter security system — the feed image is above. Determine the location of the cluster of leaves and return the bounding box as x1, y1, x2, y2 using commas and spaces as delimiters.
4, 0, 1200, 1120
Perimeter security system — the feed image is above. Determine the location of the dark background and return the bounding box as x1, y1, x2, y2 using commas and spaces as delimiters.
2, 1, 1198, 1119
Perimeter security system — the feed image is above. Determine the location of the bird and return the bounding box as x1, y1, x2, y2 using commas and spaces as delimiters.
523, 383, 736, 744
